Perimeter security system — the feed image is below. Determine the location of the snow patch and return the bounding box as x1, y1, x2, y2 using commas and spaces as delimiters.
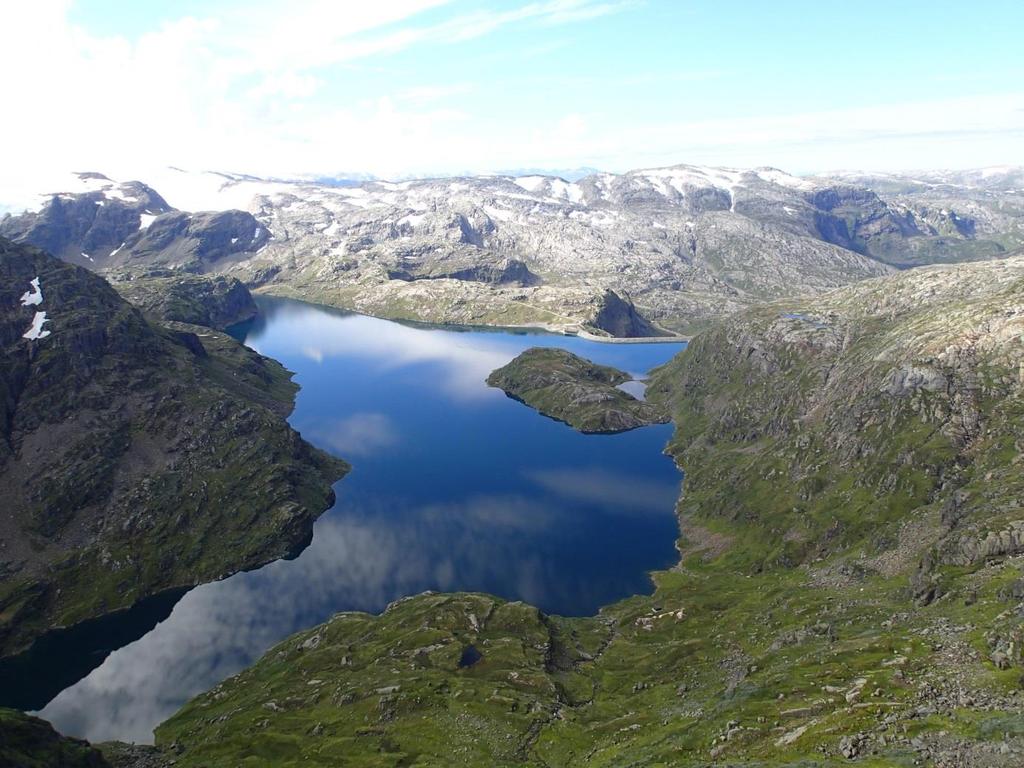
398, 212, 427, 227
20, 277, 43, 306
102, 186, 140, 204
138, 213, 156, 230
513, 176, 547, 193
23, 311, 51, 340
483, 205, 513, 222
319, 220, 341, 238
635, 165, 748, 211
755, 168, 817, 191
547, 178, 584, 204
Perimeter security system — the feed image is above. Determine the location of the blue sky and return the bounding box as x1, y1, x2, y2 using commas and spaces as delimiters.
2, 0, 1023, 191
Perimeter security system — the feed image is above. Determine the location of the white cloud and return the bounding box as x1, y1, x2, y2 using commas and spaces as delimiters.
0, 0, 637, 208
248, 303, 512, 399
0, 1, 1020, 211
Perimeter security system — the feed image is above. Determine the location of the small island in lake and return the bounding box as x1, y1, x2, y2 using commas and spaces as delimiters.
486, 347, 668, 433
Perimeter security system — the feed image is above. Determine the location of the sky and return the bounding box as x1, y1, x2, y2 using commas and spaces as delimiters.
2, 0, 1023, 198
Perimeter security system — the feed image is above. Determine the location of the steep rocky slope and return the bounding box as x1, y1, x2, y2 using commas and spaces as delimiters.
107, 270, 258, 329
824, 167, 1024, 266
10, 165, 1022, 337
487, 347, 667, 433
0, 238, 347, 660
0, 172, 268, 273
138, 255, 1024, 767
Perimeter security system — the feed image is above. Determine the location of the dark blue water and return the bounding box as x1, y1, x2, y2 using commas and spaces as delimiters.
39, 298, 685, 743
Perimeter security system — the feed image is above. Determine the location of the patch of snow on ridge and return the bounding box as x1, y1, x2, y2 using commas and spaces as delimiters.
755, 168, 817, 191
547, 178, 584, 204
513, 176, 547, 193
136, 167, 292, 212
138, 214, 156, 230
483, 205, 513, 222
639, 166, 745, 209
20, 277, 43, 306
398, 213, 427, 227
24, 311, 51, 340
980, 165, 1016, 178
69, 173, 113, 194
102, 185, 139, 204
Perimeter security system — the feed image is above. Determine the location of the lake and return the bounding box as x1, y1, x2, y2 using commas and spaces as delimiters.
35, 297, 686, 743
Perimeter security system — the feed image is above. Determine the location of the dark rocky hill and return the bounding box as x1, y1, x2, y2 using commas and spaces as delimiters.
0, 238, 347, 661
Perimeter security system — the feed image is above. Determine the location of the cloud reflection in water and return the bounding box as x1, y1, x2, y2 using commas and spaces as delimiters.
42, 490, 626, 743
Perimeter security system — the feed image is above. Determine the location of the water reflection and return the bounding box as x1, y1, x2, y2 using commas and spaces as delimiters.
307, 412, 400, 456
39, 298, 685, 743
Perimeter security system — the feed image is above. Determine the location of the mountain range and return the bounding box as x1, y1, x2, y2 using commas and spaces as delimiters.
4, 164, 1022, 336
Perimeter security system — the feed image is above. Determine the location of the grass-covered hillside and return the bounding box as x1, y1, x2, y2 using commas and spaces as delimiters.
487, 347, 668, 433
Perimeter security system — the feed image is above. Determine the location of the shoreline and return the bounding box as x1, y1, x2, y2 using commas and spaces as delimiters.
252, 288, 691, 344
574, 328, 690, 344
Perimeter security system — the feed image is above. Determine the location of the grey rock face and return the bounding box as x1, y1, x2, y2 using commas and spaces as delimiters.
107, 271, 258, 330
593, 289, 664, 337
0, 173, 266, 274
0, 174, 172, 266
119, 209, 268, 271
824, 168, 1024, 266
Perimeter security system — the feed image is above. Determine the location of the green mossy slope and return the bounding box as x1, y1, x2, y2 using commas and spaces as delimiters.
0, 708, 110, 767
487, 347, 668, 433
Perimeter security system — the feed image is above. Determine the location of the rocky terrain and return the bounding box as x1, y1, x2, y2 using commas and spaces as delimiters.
78, 253, 1020, 767
824, 168, 1024, 266
0, 238, 348, 664
0, 172, 268, 273
487, 347, 667, 433
5, 165, 1022, 336
107, 270, 258, 330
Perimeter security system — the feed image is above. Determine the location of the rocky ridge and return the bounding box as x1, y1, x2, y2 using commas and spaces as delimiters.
0, 172, 268, 273
486, 347, 668, 433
